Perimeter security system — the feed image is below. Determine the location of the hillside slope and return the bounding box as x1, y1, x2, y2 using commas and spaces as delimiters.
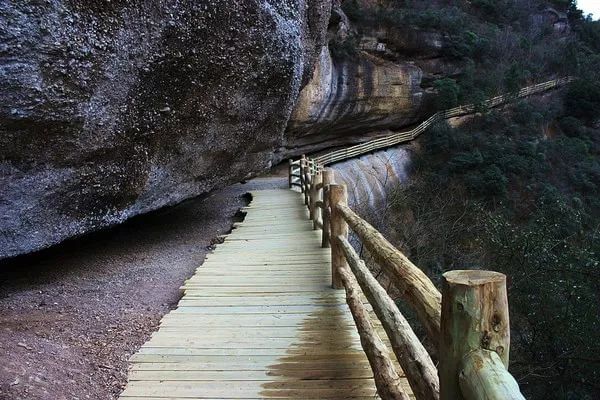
339, 1, 600, 399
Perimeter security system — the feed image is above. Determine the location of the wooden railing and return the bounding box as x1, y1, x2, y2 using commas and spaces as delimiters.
288, 157, 526, 400
313, 77, 571, 166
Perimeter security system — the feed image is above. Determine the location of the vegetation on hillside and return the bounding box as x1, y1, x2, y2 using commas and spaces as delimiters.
341, 0, 600, 105
341, 0, 600, 399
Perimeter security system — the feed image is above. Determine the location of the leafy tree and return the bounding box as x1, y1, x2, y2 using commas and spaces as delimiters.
433, 78, 460, 110
504, 63, 530, 95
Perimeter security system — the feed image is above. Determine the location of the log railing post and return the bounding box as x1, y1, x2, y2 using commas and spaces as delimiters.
288, 159, 293, 189
310, 171, 322, 229
299, 155, 306, 193
302, 164, 310, 206
439, 270, 514, 400
321, 168, 334, 248
328, 184, 348, 289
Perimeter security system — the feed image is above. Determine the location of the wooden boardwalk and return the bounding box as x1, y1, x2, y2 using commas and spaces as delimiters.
120, 189, 411, 399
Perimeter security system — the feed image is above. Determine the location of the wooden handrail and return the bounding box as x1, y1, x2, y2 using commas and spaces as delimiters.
338, 236, 440, 400
289, 164, 527, 398
460, 350, 525, 400
336, 202, 442, 342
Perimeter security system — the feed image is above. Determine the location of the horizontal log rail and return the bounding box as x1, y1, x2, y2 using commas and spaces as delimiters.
337, 235, 440, 400
338, 264, 411, 400
289, 157, 528, 400
336, 202, 441, 342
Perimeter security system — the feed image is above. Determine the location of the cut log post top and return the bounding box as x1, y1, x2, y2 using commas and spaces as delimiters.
439, 270, 519, 400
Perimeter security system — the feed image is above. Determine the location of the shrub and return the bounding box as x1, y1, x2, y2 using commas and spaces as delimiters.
559, 116, 586, 138
329, 36, 359, 60
433, 78, 460, 110
564, 79, 600, 122
449, 149, 484, 172
504, 63, 531, 95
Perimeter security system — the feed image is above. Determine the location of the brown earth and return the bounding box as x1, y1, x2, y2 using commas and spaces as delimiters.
0, 174, 287, 400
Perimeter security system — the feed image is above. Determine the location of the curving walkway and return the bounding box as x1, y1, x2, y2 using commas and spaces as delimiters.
119, 189, 412, 399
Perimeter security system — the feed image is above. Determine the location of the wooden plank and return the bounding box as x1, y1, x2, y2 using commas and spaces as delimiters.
120, 189, 412, 400
128, 369, 374, 381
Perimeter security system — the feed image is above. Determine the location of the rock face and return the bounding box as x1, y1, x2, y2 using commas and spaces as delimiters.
285, 5, 427, 153
0, 0, 331, 259
286, 46, 424, 152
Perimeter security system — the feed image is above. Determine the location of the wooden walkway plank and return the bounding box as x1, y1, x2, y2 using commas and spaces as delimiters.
120, 189, 412, 399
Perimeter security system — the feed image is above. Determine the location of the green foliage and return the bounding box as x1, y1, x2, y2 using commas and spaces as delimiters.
449, 149, 483, 171
393, 99, 600, 399
564, 79, 600, 121
433, 78, 460, 110
504, 63, 531, 95
559, 116, 586, 137
465, 164, 508, 196
578, 20, 600, 53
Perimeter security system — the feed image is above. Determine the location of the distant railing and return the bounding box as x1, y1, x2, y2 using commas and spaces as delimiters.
313, 77, 571, 166
288, 159, 526, 399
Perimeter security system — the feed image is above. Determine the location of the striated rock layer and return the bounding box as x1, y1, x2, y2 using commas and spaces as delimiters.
286, 46, 424, 152
285, 3, 432, 153
0, 0, 331, 258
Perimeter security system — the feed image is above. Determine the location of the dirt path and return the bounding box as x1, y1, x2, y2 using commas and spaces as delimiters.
0, 175, 287, 400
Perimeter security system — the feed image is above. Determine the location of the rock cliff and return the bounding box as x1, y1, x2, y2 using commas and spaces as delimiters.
0, 0, 450, 259
285, 3, 444, 153
286, 45, 424, 152
0, 0, 330, 258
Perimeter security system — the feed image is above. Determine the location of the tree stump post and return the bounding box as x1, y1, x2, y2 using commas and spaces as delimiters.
439, 270, 511, 400
321, 168, 335, 248
310, 171, 322, 228
328, 184, 348, 289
